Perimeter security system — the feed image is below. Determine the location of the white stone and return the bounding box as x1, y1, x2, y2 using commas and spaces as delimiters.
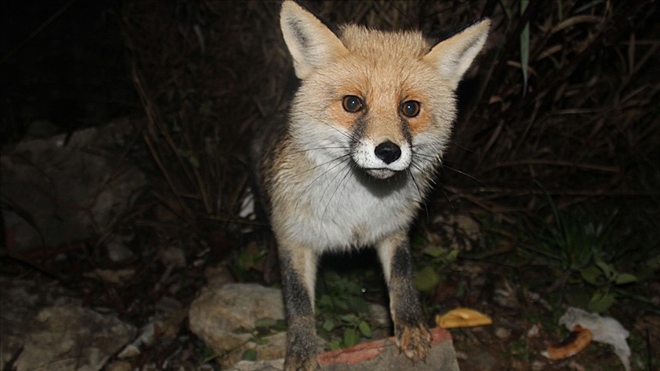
188, 283, 286, 368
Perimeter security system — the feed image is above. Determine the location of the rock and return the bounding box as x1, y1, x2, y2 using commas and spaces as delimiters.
116, 306, 186, 359
188, 283, 287, 368
430, 214, 482, 251
243, 332, 288, 362
203, 264, 235, 286
229, 359, 285, 371
367, 303, 390, 327
319, 327, 458, 371
1, 118, 145, 252
228, 327, 460, 371
158, 245, 187, 268
105, 233, 136, 263
447, 214, 481, 240
0, 275, 135, 371
318, 327, 458, 371
367, 303, 391, 339
104, 361, 133, 371
495, 327, 512, 339
532, 360, 546, 370
527, 323, 541, 338
190, 283, 461, 370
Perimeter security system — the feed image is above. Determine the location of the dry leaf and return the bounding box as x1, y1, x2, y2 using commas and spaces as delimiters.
435, 308, 493, 328
542, 325, 593, 360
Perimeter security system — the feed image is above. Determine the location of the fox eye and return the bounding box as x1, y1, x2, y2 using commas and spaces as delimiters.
342, 95, 364, 113
401, 100, 421, 118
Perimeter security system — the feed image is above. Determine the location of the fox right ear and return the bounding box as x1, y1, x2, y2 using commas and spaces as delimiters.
280, 0, 347, 79
424, 18, 490, 90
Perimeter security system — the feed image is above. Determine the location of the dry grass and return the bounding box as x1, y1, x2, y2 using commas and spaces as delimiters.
122, 0, 659, 238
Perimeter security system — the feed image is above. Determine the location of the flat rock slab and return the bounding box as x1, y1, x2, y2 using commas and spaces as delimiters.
319, 327, 459, 371
229, 327, 459, 371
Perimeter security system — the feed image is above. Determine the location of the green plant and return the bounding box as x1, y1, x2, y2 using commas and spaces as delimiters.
231, 243, 269, 281
413, 242, 460, 293
527, 199, 656, 313
230, 317, 287, 362
315, 271, 373, 350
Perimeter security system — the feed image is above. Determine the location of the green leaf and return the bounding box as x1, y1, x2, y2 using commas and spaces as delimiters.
588, 292, 616, 313
414, 265, 440, 292
329, 340, 342, 350
423, 245, 446, 258
520, 0, 530, 95
348, 296, 368, 313
317, 328, 331, 341
241, 349, 257, 361
343, 328, 360, 347
615, 273, 637, 285
322, 319, 335, 332
254, 317, 277, 329
201, 345, 217, 359
339, 314, 358, 324
358, 321, 372, 338
446, 248, 459, 262
595, 260, 616, 280
275, 319, 287, 332
231, 326, 251, 334
345, 281, 361, 294
251, 336, 269, 345
318, 295, 333, 307
580, 265, 603, 285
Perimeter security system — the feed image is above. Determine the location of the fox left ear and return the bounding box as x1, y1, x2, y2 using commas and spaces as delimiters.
280, 0, 348, 80
424, 19, 491, 90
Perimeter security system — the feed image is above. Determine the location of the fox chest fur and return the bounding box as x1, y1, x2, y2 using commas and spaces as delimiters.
259, 127, 424, 251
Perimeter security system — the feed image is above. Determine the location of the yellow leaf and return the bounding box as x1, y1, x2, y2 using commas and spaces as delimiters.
435, 308, 493, 328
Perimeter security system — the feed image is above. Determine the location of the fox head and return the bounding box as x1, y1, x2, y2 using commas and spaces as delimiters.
280, 0, 489, 180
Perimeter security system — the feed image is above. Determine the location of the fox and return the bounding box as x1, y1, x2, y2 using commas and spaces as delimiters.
250, 1, 490, 370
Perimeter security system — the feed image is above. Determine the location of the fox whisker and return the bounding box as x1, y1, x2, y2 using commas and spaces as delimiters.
321, 160, 355, 219
300, 153, 352, 192
440, 164, 484, 185
288, 146, 350, 156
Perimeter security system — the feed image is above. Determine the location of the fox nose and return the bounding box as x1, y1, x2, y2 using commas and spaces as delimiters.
374, 141, 401, 164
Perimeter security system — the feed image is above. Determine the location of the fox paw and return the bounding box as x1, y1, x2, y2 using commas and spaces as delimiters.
395, 322, 432, 362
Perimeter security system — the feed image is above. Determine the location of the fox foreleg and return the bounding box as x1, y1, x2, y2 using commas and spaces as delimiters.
377, 231, 432, 362
279, 242, 321, 371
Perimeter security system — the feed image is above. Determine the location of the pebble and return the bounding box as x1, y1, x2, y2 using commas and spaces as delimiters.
495, 327, 511, 339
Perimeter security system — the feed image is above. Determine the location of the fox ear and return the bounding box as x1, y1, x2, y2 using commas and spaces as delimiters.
424, 19, 490, 90
280, 0, 347, 79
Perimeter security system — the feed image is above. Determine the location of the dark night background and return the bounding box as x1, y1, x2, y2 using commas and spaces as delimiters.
1, 0, 134, 144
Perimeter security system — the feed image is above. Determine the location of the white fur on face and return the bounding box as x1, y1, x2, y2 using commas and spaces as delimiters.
351, 138, 412, 179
